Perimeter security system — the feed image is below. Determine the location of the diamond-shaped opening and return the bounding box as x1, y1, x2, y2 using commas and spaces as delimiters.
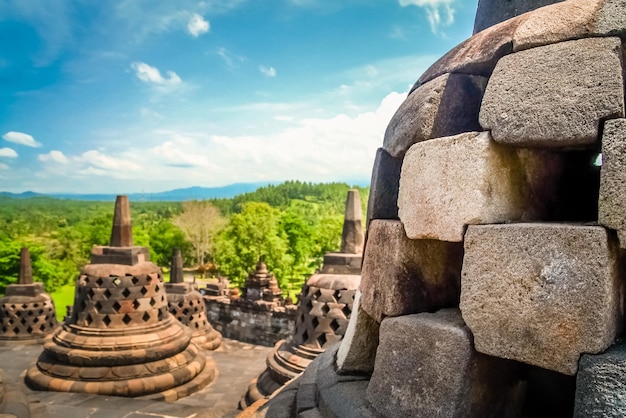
177, 301, 184, 308
103, 315, 111, 326
21, 303, 27, 309
334, 290, 342, 300
321, 304, 330, 315
157, 310, 164, 321
195, 322, 199, 329
96, 278, 104, 286
27, 326, 33, 333
140, 286, 148, 296
154, 284, 160, 292
311, 317, 319, 328
20, 318, 26, 325
330, 319, 340, 333
131, 277, 139, 285
86, 314, 93, 325
122, 314, 132, 325
27, 310, 33, 316
313, 289, 322, 300
122, 288, 131, 298
84, 277, 90, 283
302, 330, 309, 341
1, 327, 6, 333
132, 300, 140, 310
79, 300, 87, 311
13, 327, 19, 334
161, 295, 165, 302
305, 299, 313, 311
142, 311, 150, 322
149, 298, 156, 307
39, 324, 46, 332
32, 317, 39, 324
33, 303, 39, 308
15, 311, 21, 317
317, 333, 327, 347
10, 304, 15, 310
342, 305, 351, 317
87, 288, 95, 298
103, 289, 112, 299
8, 319, 13, 325
147, 275, 153, 283
182, 308, 189, 315
112, 301, 121, 312
113, 278, 120, 286
94, 301, 102, 311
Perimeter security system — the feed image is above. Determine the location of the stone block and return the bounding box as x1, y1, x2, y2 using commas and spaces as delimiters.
480, 37, 625, 148
336, 291, 379, 374
574, 343, 626, 417
366, 148, 402, 226
359, 220, 463, 321
398, 131, 563, 242
473, 0, 564, 33
417, 16, 521, 86
460, 224, 622, 375
384, 73, 487, 159
512, 0, 601, 50
595, 0, 626, 36
367, 309, 524, 418
600, 119, 626, 247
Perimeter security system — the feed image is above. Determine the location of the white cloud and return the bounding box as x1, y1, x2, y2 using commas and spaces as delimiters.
259, 65, 277, 77
80, 150, 142, 171
216, 47, 247, 68
399, 0, 455, 34
0, 163, 8, 170
38, 150, 69, 164
131, 62, 182, 86
0, 148, 18, 158
187, 13, 210, 36
2, 131, 42, 147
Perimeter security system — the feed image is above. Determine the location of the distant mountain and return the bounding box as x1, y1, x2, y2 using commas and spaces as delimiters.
0, 182, 278, 202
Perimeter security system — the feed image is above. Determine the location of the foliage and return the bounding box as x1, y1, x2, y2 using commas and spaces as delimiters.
0, 182, 368, 299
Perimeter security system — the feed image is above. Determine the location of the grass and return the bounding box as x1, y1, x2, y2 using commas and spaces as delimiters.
50, 284, 76, 322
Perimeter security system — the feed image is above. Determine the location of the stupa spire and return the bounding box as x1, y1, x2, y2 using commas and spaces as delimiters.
340, 189, 364, 254
170, 249, 184, 284
19, 247, 33, 285
110, 195, 133, 247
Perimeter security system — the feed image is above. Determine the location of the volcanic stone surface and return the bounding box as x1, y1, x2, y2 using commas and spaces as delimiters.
384, 73, 487, 159
367, 309, 524, 418
366, 148, 402, 225
359, 220, 463, 322
473, 0, 564, 33
336, 291, 379, 374
398, 131, 563, 242
479, 36, 625, 148
599, 118, 626, 247
460, 223, 622, 375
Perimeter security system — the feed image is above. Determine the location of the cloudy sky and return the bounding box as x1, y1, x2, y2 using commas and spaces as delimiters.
1, 0, 478, 194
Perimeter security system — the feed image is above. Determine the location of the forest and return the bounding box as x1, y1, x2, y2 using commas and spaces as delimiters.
0, 181, 368, 310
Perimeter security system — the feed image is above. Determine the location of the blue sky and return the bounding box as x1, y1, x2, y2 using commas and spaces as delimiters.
0, 0, 478, 194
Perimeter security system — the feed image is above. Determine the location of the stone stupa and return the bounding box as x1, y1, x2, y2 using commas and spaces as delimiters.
26, 196, 216, 400
165, 249, 222, 351
240, 189, 364, 408
0, 248, 58, 345
242, 258, 283, 306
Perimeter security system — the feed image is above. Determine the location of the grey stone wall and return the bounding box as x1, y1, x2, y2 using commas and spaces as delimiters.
204, 298, 296, 347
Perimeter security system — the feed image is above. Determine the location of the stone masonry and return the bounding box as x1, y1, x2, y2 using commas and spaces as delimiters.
243, 1, 626, 416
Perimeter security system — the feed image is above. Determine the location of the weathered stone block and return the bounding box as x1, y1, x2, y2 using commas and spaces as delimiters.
336, 291, 379, 374
512, 0, 601, 50
473, 0, 564, 34
367, 309, 524, 418
417, 15, 522, 87
398, 131, 563, 242
384, 73, 487, 159
600, 119, 626, 247
460, 224, 622, 375
359, 220, 463, 321
366, 148, 402, 226
480, 37, 625, 148
574, 343, 626, 417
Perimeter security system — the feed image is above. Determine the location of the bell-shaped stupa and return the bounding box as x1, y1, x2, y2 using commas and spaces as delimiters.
0, 248, 58, 345
165, 249, 222, 350
242, 258, 283, 305
240, 189, 363, 408
26, 196, 216, 400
